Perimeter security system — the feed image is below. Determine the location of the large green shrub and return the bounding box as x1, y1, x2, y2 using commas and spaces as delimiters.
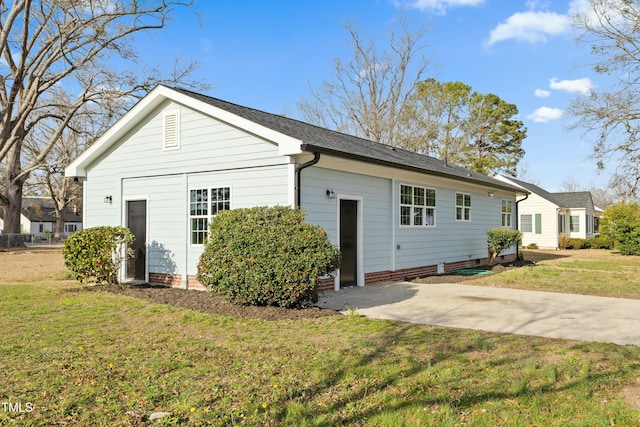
586, 236, 614, 249
600, 202, 640, 255
487, 228, 522, 264
566, 238, 589, 250
63, 226, 134, 284
197, 206, 340, 308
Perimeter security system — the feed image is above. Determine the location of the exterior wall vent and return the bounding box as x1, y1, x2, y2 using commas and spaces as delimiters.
163, 109, 180, 150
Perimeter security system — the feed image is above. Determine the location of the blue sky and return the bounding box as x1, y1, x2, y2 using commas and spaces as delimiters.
134, 0, 608, 192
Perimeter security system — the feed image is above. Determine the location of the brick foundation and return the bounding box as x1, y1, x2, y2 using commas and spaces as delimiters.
149, 254, 517, 293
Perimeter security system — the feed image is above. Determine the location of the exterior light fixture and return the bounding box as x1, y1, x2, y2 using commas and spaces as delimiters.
326, 189, 336, 199
104, 195, 112, 204
487, 192, 494, 198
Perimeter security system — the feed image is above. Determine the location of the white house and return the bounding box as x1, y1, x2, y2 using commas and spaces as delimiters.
0, 197, 82, 239
65, 85, 526, 291
492, 174, 601, 249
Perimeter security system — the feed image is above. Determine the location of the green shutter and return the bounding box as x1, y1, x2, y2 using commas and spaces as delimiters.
535, 213, 542, 234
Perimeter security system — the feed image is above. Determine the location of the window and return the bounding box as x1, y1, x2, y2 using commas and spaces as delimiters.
163, 109, 180, 150
455, 193, 471, 221
558, 213, 566, 234
38, 224, 44, 233
535, 213, 542, 234
587, 215, 594, 234
501, 200, 513, 227
190, 187, 230, 244
570, 215, 580, 233
521, 214, 533, 233
400, 184, 436, 227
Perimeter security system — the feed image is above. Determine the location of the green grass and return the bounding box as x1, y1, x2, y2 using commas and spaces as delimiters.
2, 249, 640, 425
468, 249, 640, 299
2, 279, 640, 425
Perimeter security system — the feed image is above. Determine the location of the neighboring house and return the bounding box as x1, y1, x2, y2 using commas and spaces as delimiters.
65, 85, 526, 291
492, 174, 601, 249
0, 197, 83, 239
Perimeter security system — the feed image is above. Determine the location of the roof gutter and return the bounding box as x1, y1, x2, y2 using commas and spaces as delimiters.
295, 152, 320, 208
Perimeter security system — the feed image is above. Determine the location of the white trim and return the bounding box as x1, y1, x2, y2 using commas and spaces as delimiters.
65, 85, 303, 177
187, 184, 233, 246
122, 195, 149, 284
334, 194, 364, 291
287, 161, 296, 207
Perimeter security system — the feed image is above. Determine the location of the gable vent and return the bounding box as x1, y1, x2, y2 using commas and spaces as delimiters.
163, 109, 180, 150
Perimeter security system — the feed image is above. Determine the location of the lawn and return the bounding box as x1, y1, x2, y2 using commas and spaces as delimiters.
1, 248, 640, 426
464, 249, 640, 299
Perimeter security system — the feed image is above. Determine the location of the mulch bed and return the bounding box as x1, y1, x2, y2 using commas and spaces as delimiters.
73, 260, 534, 320
78, 283, 340, 321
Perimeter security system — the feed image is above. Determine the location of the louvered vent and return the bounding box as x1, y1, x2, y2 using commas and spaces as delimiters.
163, 109, 180, 150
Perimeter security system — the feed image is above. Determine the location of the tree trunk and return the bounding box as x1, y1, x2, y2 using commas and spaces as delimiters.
1, 144, 27, 247
55, 214, 64, 240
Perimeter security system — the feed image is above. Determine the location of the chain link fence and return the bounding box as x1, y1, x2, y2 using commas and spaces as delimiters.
0, 233, 65, 248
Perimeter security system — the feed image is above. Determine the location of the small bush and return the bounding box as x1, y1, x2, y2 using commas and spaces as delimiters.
558, 233, 570, 250
600, 202, 640, 255
586, 236, 614, 249
565, 238, 589, 250
526, 243, 539, 250
197, 206, 340, 308
487, 228, 522, 264
63, 226, 134, 284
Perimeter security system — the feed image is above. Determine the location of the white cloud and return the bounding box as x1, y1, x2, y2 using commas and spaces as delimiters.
527, 106, 564, 123
534, 88, 551, 98
395, 0, 485, 14
485, 11, 569, 45
549, 77, 594, 95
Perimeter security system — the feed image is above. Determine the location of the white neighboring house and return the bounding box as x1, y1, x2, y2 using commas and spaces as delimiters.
0, 197, 83, 239
492, 174, 602, 249
65, 85, 526, 291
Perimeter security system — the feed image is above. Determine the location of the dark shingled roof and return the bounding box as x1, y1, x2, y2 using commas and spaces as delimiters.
20, 198, 81, 223
169, 87, 524, 194
551, 192, 595, 210
499, 175, 595, 209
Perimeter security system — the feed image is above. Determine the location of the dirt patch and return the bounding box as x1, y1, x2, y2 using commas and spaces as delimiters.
77, 283, 340, 321
411, 261, 533, 284
621, 378, 640, 409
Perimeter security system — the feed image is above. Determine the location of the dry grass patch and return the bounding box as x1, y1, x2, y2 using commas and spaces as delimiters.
0, 246, 67, 284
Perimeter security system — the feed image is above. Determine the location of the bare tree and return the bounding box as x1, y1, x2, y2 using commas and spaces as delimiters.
297, 19, 433, 146
569, 0, 640, 199
0, 0, 204, 240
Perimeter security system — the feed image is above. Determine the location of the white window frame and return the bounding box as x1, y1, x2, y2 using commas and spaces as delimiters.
558, 213, 566, 234
455, 192, 471, 221
162, 108, 181, 151
501, 200, 513, 227
189, 186, 231, 245
570, 215, 580, 233
399, 184, 436, 227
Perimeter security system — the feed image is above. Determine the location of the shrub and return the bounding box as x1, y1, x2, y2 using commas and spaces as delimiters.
487, 228, 522, 264
63, 226, 134, 284
197, 206, 340, 308
566, 238, 589, 250
600, 202, 640, 255
586, 236, 614, 249
526, 243, 539, 249
558, 233, 570, 250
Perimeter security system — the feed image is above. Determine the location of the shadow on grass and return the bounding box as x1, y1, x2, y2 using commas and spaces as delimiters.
268, 322, 627, 425
522, 249, 571, 263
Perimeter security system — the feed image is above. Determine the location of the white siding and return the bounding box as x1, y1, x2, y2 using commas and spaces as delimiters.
394, 179, 508, 270
301, 166, 393, 274
84, 102, 292, 279
517, 192, 559, 249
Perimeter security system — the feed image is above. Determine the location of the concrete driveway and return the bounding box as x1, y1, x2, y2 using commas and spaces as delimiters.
317, 281, 640, 346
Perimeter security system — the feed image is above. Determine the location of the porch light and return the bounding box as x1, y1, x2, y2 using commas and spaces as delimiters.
487, 192, 494, 198
104, 195, 112, 204
326, 189, 336, 199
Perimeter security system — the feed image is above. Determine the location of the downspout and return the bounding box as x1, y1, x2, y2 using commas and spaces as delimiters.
295, 152, 320, 208
515, 192, 529, 260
